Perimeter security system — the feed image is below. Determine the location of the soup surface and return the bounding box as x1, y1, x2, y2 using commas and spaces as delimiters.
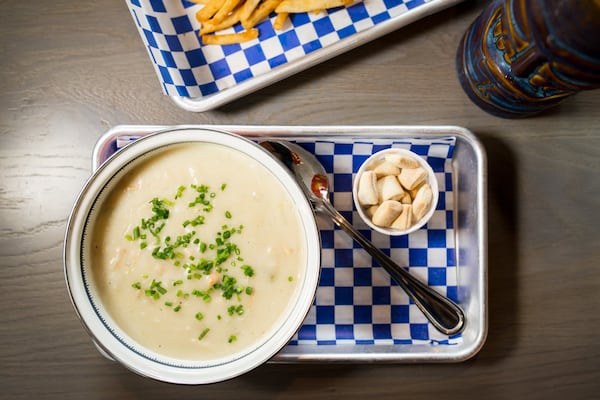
89, 142, 307, 360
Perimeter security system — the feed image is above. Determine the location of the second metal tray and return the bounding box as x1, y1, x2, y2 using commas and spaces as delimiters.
92, 124, 487, 363
126, 0, 464, 112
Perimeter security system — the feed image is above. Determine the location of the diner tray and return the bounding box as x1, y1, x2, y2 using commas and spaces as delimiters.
126, 0, 464, 112
92, 124, 487, 363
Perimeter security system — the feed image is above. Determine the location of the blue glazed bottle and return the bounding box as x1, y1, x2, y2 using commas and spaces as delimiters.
456, 0, 600, 118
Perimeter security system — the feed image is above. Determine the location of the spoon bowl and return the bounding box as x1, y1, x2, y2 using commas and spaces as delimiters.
260, 139, 465, 336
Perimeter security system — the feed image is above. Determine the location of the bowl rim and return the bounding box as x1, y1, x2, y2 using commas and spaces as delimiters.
352, 147, 439, 236
63, 127, 321, 384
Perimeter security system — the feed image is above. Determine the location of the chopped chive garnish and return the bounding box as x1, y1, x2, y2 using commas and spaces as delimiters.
189, 215, 205, 227
227, 305, 244, 316
215, 275, 238, 300
123, 181, 258, 332
175, 185, 186, 199
241, 265, 254, 277
198, 328, 210, 341
191, 289, 212, 302
142, 279, 167, 299
145, 289, 159, 300
156, 286, 167, 295
228, 335, 237, 343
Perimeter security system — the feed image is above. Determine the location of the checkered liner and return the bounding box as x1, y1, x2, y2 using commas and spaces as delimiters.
109, 135, 461, 346
127, 0, 440, 98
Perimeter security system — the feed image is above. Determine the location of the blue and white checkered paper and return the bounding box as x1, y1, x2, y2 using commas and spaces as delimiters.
288, 138, 461, 346
108, 135, 461, 346
127, 0, 439, 98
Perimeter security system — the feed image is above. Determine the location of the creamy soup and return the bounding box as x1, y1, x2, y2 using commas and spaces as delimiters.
89, 142, 306, 360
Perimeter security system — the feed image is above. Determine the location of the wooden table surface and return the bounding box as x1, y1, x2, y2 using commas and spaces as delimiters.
1, 1, 599, 398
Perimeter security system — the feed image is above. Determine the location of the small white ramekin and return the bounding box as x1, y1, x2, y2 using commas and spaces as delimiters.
352, 147, 439, 236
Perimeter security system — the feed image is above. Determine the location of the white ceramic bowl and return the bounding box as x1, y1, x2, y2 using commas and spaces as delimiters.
64, 127, 321, 384
352, 148, 439, 236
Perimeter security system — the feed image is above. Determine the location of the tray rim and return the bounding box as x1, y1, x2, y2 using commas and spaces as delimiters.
91, 124, 488, 363
157, 0, 465, 112
93, 123, 483, 167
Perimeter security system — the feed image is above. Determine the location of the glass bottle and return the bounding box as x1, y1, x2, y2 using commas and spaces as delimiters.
456, 0, 600, 118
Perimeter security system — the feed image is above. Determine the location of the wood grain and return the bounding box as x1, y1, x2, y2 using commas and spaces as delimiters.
1, 0, 599, 399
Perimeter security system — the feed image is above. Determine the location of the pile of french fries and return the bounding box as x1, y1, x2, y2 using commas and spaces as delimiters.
188, 0, 355, 45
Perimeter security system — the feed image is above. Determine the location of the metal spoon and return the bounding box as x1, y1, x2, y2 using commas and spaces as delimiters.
260, 140, 465, 336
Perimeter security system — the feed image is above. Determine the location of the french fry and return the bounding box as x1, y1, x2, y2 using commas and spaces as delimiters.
200, 5, 243, 35
239, 0, 261, 24
201, 28, 259, 45
241, 0, 282, 30
196, 0, 227, 22
212, 0, 243, 24
273, 12, 288, 30
194, 0, 359, 45
276, 0, 352, 13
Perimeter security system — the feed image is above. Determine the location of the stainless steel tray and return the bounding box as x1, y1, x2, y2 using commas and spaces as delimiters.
92, 124, 487, 362
126, 0, 464, 112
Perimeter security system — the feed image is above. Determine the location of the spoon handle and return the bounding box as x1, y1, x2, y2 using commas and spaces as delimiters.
317, 199, 465, 336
